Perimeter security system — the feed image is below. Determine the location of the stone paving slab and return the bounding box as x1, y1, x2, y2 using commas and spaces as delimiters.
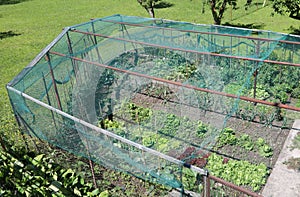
262, 119, 300, 197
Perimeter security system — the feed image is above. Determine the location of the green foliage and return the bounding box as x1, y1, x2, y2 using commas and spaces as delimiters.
159, 114, 180, 136
0, 150, 101, 196
182, 168, 199, 191
217, 128, 273, 158
206, 153, 269, 191
238, 134, 254, 151
272, 0, 300, 19
296, 99, 300, 108
291, 87, 300, 98
142, 132, 169, 150
217, 128, 238, 147
255, 138, 273, 157
196, 121, 209, 138
248, 85, 270, 100
126, 103, 152, 124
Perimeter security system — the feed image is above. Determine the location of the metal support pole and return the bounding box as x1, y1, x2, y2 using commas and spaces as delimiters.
88, 156, 98, 188
253, 41, 261, 100
66, 31, 77, 77
46, 53, 63, 111
42, 72, 57, 128
50, 50, 300, 112
6, 90, 29, 151
91, 21, 103, 63
204, 175, 210, 197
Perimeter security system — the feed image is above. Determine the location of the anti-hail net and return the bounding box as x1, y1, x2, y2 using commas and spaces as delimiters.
7, 14, 300, 192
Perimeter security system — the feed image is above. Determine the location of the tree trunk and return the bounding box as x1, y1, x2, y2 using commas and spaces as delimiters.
210, 0, 228, 25
137, 0, 156, 18
262, 0, 267, 7
147, 6, 155, 18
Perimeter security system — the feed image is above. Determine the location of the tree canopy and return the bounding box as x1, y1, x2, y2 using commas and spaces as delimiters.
272, 0, 300, 19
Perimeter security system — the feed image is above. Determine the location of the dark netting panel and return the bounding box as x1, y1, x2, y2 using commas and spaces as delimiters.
7, 14, 300, 193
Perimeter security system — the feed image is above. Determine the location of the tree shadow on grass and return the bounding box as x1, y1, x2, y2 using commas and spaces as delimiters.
288, 26, 300, 36
0, 31, 21, 39
153, 1, 174, 9
223, 22, 265, 30
0, 0, 28, 5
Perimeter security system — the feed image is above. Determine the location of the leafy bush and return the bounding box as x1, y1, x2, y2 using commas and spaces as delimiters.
0, 150, 102, 196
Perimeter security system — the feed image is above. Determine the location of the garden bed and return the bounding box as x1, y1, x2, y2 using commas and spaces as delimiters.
97, 89, 291, 193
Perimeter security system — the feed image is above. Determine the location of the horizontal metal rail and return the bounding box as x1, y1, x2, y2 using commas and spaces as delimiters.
50, 50, 300, 113
70, 29, 300, 68
6, 85, 207, 176
100, 19, 300, 45
208, 175, 263, 197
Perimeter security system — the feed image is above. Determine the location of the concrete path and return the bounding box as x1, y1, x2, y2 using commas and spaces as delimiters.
262, 120, 300, 197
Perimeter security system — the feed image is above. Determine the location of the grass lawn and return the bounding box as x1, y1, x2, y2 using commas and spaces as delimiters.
0, 0, 299, 146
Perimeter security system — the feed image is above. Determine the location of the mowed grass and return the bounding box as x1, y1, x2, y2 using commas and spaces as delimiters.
0, 0, 299, 136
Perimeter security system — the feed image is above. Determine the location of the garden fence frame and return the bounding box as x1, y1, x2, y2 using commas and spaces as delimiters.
7, 14, 300, 196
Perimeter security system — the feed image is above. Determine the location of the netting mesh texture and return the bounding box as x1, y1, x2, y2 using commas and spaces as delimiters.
7, 14, 300, 192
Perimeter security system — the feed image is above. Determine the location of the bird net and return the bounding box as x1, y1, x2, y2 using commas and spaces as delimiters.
7, 14, 300, 193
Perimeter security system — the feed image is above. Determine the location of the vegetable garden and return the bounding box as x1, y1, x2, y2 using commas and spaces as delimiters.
7, 14, 300, 196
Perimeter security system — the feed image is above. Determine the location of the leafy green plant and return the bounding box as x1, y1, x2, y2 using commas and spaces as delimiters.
217, 128, 237, 147
0, 150, 102, 196
255, 138, 273, 157
296, 99, 300, 108
159, 114, 180, 136
291, 87, 300, 98
196, 121, 208, 138
182, 168, 199, 191
206, 153, 269, 192
126, 103, 152, 124
248, 85, 270, 100
238, 134, 254, 151
142, 133, 157, 148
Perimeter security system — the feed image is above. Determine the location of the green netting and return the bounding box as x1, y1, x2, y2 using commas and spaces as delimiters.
7, 14, 300, 193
